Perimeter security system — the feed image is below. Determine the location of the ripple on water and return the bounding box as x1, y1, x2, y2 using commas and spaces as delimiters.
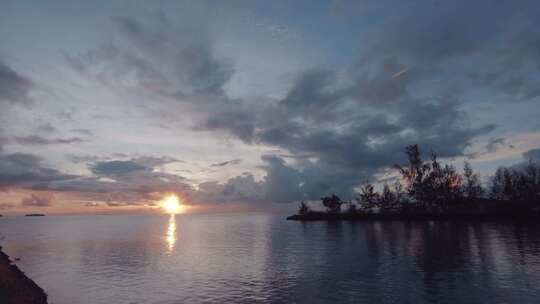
1, 215, 540, 303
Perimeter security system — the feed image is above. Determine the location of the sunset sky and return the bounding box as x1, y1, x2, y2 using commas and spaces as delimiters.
1, 0, 540, 214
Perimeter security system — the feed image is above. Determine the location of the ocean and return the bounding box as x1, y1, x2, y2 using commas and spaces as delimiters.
1, 213, 540, 303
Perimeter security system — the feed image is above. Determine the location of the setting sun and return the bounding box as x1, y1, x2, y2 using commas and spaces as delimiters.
160, 194, 183, 214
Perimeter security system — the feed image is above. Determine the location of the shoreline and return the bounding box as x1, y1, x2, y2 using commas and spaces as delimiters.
286, 211, 540, 221
0, 247, 48, 304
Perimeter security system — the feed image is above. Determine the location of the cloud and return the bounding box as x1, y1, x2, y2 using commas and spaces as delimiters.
65, 13, 233, 97
130, 156, 181, 167
66, 154, 101, 164
70, 129, 93, 136
90, 160, 149, 176
486, 137, 506, 153
28, 156, 193, 206
37, 123, 56, 134
0, 203, 14, 210
193, 174, 263, 204
13, 135, 87, 146
0, 61, 33, 105
210, 159, 242, 167
21, 193, 53, 207
61, 7, 507, 204
523, 149, 540, 161
0, 152, 76, 189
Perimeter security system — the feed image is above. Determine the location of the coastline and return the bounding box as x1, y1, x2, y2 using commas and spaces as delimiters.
288, 198, 540, 222
0, 247, 48, 304
286, 211, 540, 221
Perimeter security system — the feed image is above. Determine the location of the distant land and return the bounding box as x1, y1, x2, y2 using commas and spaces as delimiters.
25, 214, 45, 217
289, 145, 540, 221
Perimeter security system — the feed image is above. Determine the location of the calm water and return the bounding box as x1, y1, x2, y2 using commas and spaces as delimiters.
1, 213, 540, 304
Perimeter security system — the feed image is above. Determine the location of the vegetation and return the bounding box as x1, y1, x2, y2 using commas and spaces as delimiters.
292, 144, 540, 219
298, 201, 310, 215
490, 161, 540, 201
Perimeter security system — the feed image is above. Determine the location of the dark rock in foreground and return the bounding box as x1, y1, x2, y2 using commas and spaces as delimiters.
0, 247, 48, 304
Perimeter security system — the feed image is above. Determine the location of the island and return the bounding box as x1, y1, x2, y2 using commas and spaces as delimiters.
0, 247, 48, 304
25, 214, 45, 217
288, 145, 540, 221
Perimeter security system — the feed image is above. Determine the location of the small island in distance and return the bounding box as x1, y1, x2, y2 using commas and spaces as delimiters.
288, 144, 540, 221
24, 214, 46, 217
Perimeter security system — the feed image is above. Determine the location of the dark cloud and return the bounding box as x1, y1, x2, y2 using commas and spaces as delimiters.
62, 6, 514, 204
13, 135, 86, 146
37, 123, 56, 134
68, 153, 181, 167
486, 137, 506, 153
194, 174, 263, 204
111, 15, 233, 94
0, 203, 14, 210
362, 1, 513, 63
20, 193, 53, 207
105, 200, 122, 207
130, 156, 181, 167
65, 13, 233, 97
66, 154, 101, 164
70, 129, 93, 136
524, 149, 540, 161
0, 152, 76, 189
193, 154, 366, 204
29, 156, 192, 206
210, 159, 242, 167
90, 160, 149, 176
0, 61, 33, 105
53, 2, 540, 205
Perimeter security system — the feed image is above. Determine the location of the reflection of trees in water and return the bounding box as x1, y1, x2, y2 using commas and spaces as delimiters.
361, 221, 540, 303
239, 218, 540, 303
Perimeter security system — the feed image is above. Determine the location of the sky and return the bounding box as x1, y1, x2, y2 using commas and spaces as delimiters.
1, 0, 540, 214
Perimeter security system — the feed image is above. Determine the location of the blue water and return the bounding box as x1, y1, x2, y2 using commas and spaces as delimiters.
1, 213, 540, 304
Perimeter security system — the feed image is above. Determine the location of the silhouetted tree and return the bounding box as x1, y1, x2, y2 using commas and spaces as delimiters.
321, 194, 343, 213
490, 161, 540, 202
396, 146, 462, 209
379, 184, 397, 212
462, 161, 484, 199
522, 161, 540, 201
358, 183, 379, 212
424, 153, 463, 208
346, 200, 357, 213
395, 144, 431, 202
298, 201, 310, 215
392, 181, 405, 203
313, 145, 540, 217
502, 168, 516, 200
490, 167, 505, 200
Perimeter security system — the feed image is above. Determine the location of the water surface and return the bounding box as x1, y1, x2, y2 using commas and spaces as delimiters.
1, 213, 540, 303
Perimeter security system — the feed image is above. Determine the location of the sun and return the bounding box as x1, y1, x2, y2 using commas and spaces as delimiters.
160, 194, 183, 214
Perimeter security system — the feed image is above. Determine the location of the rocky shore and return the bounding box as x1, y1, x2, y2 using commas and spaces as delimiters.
0, 247, 48, 304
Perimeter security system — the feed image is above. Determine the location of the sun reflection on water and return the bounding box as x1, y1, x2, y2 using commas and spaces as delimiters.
166, 214, 177, 253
